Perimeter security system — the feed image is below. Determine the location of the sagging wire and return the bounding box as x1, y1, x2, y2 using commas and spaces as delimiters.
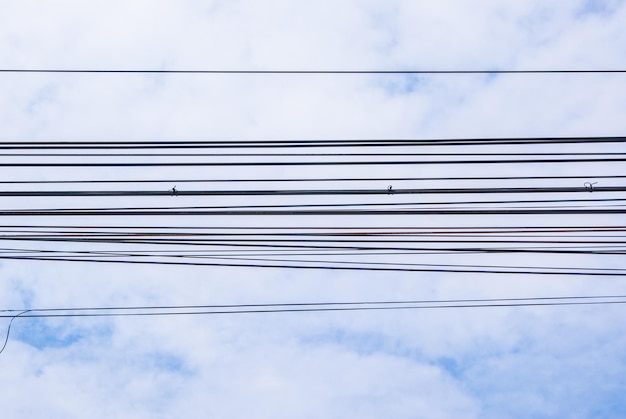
0, 310, 30, 355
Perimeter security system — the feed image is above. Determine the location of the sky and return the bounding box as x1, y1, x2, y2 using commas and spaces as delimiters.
1, 1, 626, 418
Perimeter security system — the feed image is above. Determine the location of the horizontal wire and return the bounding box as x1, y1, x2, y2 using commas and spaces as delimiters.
3, 294, 626, 317
0, 224, 626, 234
0, 136, 624, 149
2, 247, 624, 273
1, 208, 625, 216
0, 174, 625, 184
163, 254, 626, 274
2, 232, 624, 245
2, 152, 626, 157
1, 185, 624, 197
1, 157, 626, 166
2, 69, 626, 74
0, 249, 582, 258
0, 254, 624, 274
1, 236, 625, 253
8, 198, 626, 214
6, 229, 626, 240
3, 300, 626, 317
13, 248, 626, 273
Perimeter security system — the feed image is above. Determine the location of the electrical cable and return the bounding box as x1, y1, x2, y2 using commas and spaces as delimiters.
0, 174, 625, 184
2, 68, 626, 74
2, 295, 626, 320
2, 157, 626, 166
1, 185, 625, 197
0, 136, 624, 149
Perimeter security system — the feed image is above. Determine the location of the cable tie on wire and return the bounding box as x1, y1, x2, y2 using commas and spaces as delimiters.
584, 182, 598, 192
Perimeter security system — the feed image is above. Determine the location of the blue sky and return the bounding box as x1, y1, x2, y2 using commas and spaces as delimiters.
1, 1, 626, 418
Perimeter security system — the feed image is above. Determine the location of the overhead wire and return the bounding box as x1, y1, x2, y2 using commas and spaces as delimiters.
1, 157, 626, 166
0, 174, 625, 184
1, 185, 624, 197
3, 294, 626, 320
2, 68, 626, 74
0, 136, 624, 148
0, 136, 623, 275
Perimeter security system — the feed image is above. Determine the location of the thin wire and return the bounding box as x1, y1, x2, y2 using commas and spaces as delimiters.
0, 174, 625, 184
9, 242, 626, 257
2, 157, 626, 166
2, 185, 624, 197
0, 136, 624, 148
3, 151, 626, 157
2, 299, 626, 319
1, 69, 625, 74
8, 197, 626, 214
0, 245, 622, 273
3, 294, 626, 313
0, 310, 30, 355
2, 208, 625, 217
0, 254, 624, 273
3, 232, 624, 245
0, 225, 622, 231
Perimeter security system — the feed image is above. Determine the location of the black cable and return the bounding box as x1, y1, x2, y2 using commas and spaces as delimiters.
2, 69, 625, 74
0, 174, 625, 184
4, 235, 624, 254
1, 157, 625, 166
1, 185, 625, 197
2, 294, 624, 313
1, 208, 625, 216
1, 225, 622, 233
2, 297, 626, 320
0, 136, 624, 149
8, 197, 626, 214
3, 151, 626, 157
2, 232, 623, 245
2, 229, 625, 239
4, 247, 626, 274
0, 253, 624, 272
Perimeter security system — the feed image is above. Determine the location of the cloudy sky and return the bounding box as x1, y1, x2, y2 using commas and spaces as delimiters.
1, 1, 626, 418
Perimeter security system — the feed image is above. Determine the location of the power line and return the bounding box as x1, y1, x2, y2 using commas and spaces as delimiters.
2, 208, 625, 216
1, 245, 623, 271
1, 253, 624, 272
0, 174, 625, 184
1, 225, 622, 231
3, 152, 626, 157
8, 197, 626, 214
0, 310, 29, 354
3, 295, 626, 319
1, 185, 624, 197
2, 157, 625, 167
2, 69, 625, 75
0, 136, 624, 148
1, 246, 623, 275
